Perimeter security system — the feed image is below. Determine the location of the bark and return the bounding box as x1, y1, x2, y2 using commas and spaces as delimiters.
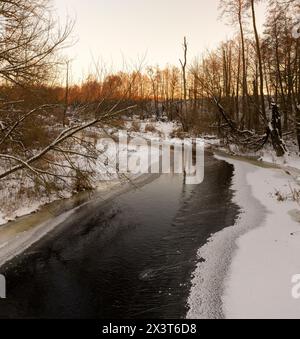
270, 103, 286, 157
250, 0, 266, 118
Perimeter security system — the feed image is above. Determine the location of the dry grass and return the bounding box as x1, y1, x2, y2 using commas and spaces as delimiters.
170, 127, 186, 139
274, 184, 300, 204
129, 121, 140, 133
144, 124, 157, 133
288, 183, 300, 204
111, 119, 126, 129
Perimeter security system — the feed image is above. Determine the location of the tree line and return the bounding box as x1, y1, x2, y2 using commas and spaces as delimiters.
1, 0, 300, 192
51, 0, 300, 151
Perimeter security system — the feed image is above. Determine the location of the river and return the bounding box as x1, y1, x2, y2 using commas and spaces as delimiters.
0, 153, 239, 319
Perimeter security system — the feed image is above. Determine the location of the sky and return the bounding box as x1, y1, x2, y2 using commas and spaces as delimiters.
54, 0, 266, 83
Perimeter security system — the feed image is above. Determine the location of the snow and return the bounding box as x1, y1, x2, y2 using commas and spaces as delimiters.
187, 157, 264, 319
125, 119, 180, 140
153, 121, 178, 138
222, 158, 300, 319
261, 150, 300, 171
0, 212, 6, 226
0, 176, 72, 226
0, 209, 74, 268
12, 203, 43, 219
187, 154, 300, 319
224, 136, 300, 171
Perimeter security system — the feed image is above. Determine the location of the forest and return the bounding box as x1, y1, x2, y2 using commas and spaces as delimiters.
0, 0, 300, 193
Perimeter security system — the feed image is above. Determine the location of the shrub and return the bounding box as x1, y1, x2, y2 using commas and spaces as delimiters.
129, 121, 140, 132
145, 124, 156, 133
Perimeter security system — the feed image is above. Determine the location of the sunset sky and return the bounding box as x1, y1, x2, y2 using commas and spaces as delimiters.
54, 0, 266, 83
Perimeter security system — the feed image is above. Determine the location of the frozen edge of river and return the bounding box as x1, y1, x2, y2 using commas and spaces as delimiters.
0, 172, 159, 269
187, 154, 300, 319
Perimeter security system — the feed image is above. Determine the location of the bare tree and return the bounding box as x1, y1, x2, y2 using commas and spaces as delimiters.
219, 0, 250, 126
179, 37, 189, 131
0, 104, 136, 182
248, 0, 266, 118
0, 0, 74, 86
63, 60, 70, 127
0, 0, 139, 193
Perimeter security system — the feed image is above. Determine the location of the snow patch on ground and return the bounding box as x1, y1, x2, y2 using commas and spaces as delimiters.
222, 159, 300, 319
0, 212, 6, 226
187, 154, 300, 319
126, 119, 180, 140
225, 138, 300, 170
0, 209, 74, 268
0, 176, 73, 225
261, 149, 300, 170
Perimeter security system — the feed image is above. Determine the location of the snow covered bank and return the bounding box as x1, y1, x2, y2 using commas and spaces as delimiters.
0, 171, 159, 268
187, 155, 300, 319
0, 212, 5, 226
222, 138, 300, 173
187, 157, 265, 319
222, 158, 300, 319
0, 209, 74, 267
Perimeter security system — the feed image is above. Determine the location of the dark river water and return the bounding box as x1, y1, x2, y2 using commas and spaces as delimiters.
0, 153, 239, 319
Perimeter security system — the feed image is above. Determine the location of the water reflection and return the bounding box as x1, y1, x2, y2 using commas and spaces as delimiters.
0, 153, 239, 319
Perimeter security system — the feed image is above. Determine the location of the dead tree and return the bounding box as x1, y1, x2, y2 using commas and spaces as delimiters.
179, 37, 189, 132
269, 103, 286, 156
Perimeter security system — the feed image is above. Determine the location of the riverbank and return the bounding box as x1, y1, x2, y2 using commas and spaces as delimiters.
222, 155, 300, 319
0, 179, 116, 267
187, 151, 300, 319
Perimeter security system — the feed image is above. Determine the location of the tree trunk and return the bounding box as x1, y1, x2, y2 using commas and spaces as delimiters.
238, 10, 249, 126
251, 0, 266, 118
270, 104, 286, 157
180, 37, 189, 132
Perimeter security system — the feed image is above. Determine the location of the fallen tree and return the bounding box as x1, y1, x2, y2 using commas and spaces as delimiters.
214, 98, 287, 156
192, 72, 287, 157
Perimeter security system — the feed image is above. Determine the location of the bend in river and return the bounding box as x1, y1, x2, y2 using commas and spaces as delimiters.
0, 153, 240, 319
